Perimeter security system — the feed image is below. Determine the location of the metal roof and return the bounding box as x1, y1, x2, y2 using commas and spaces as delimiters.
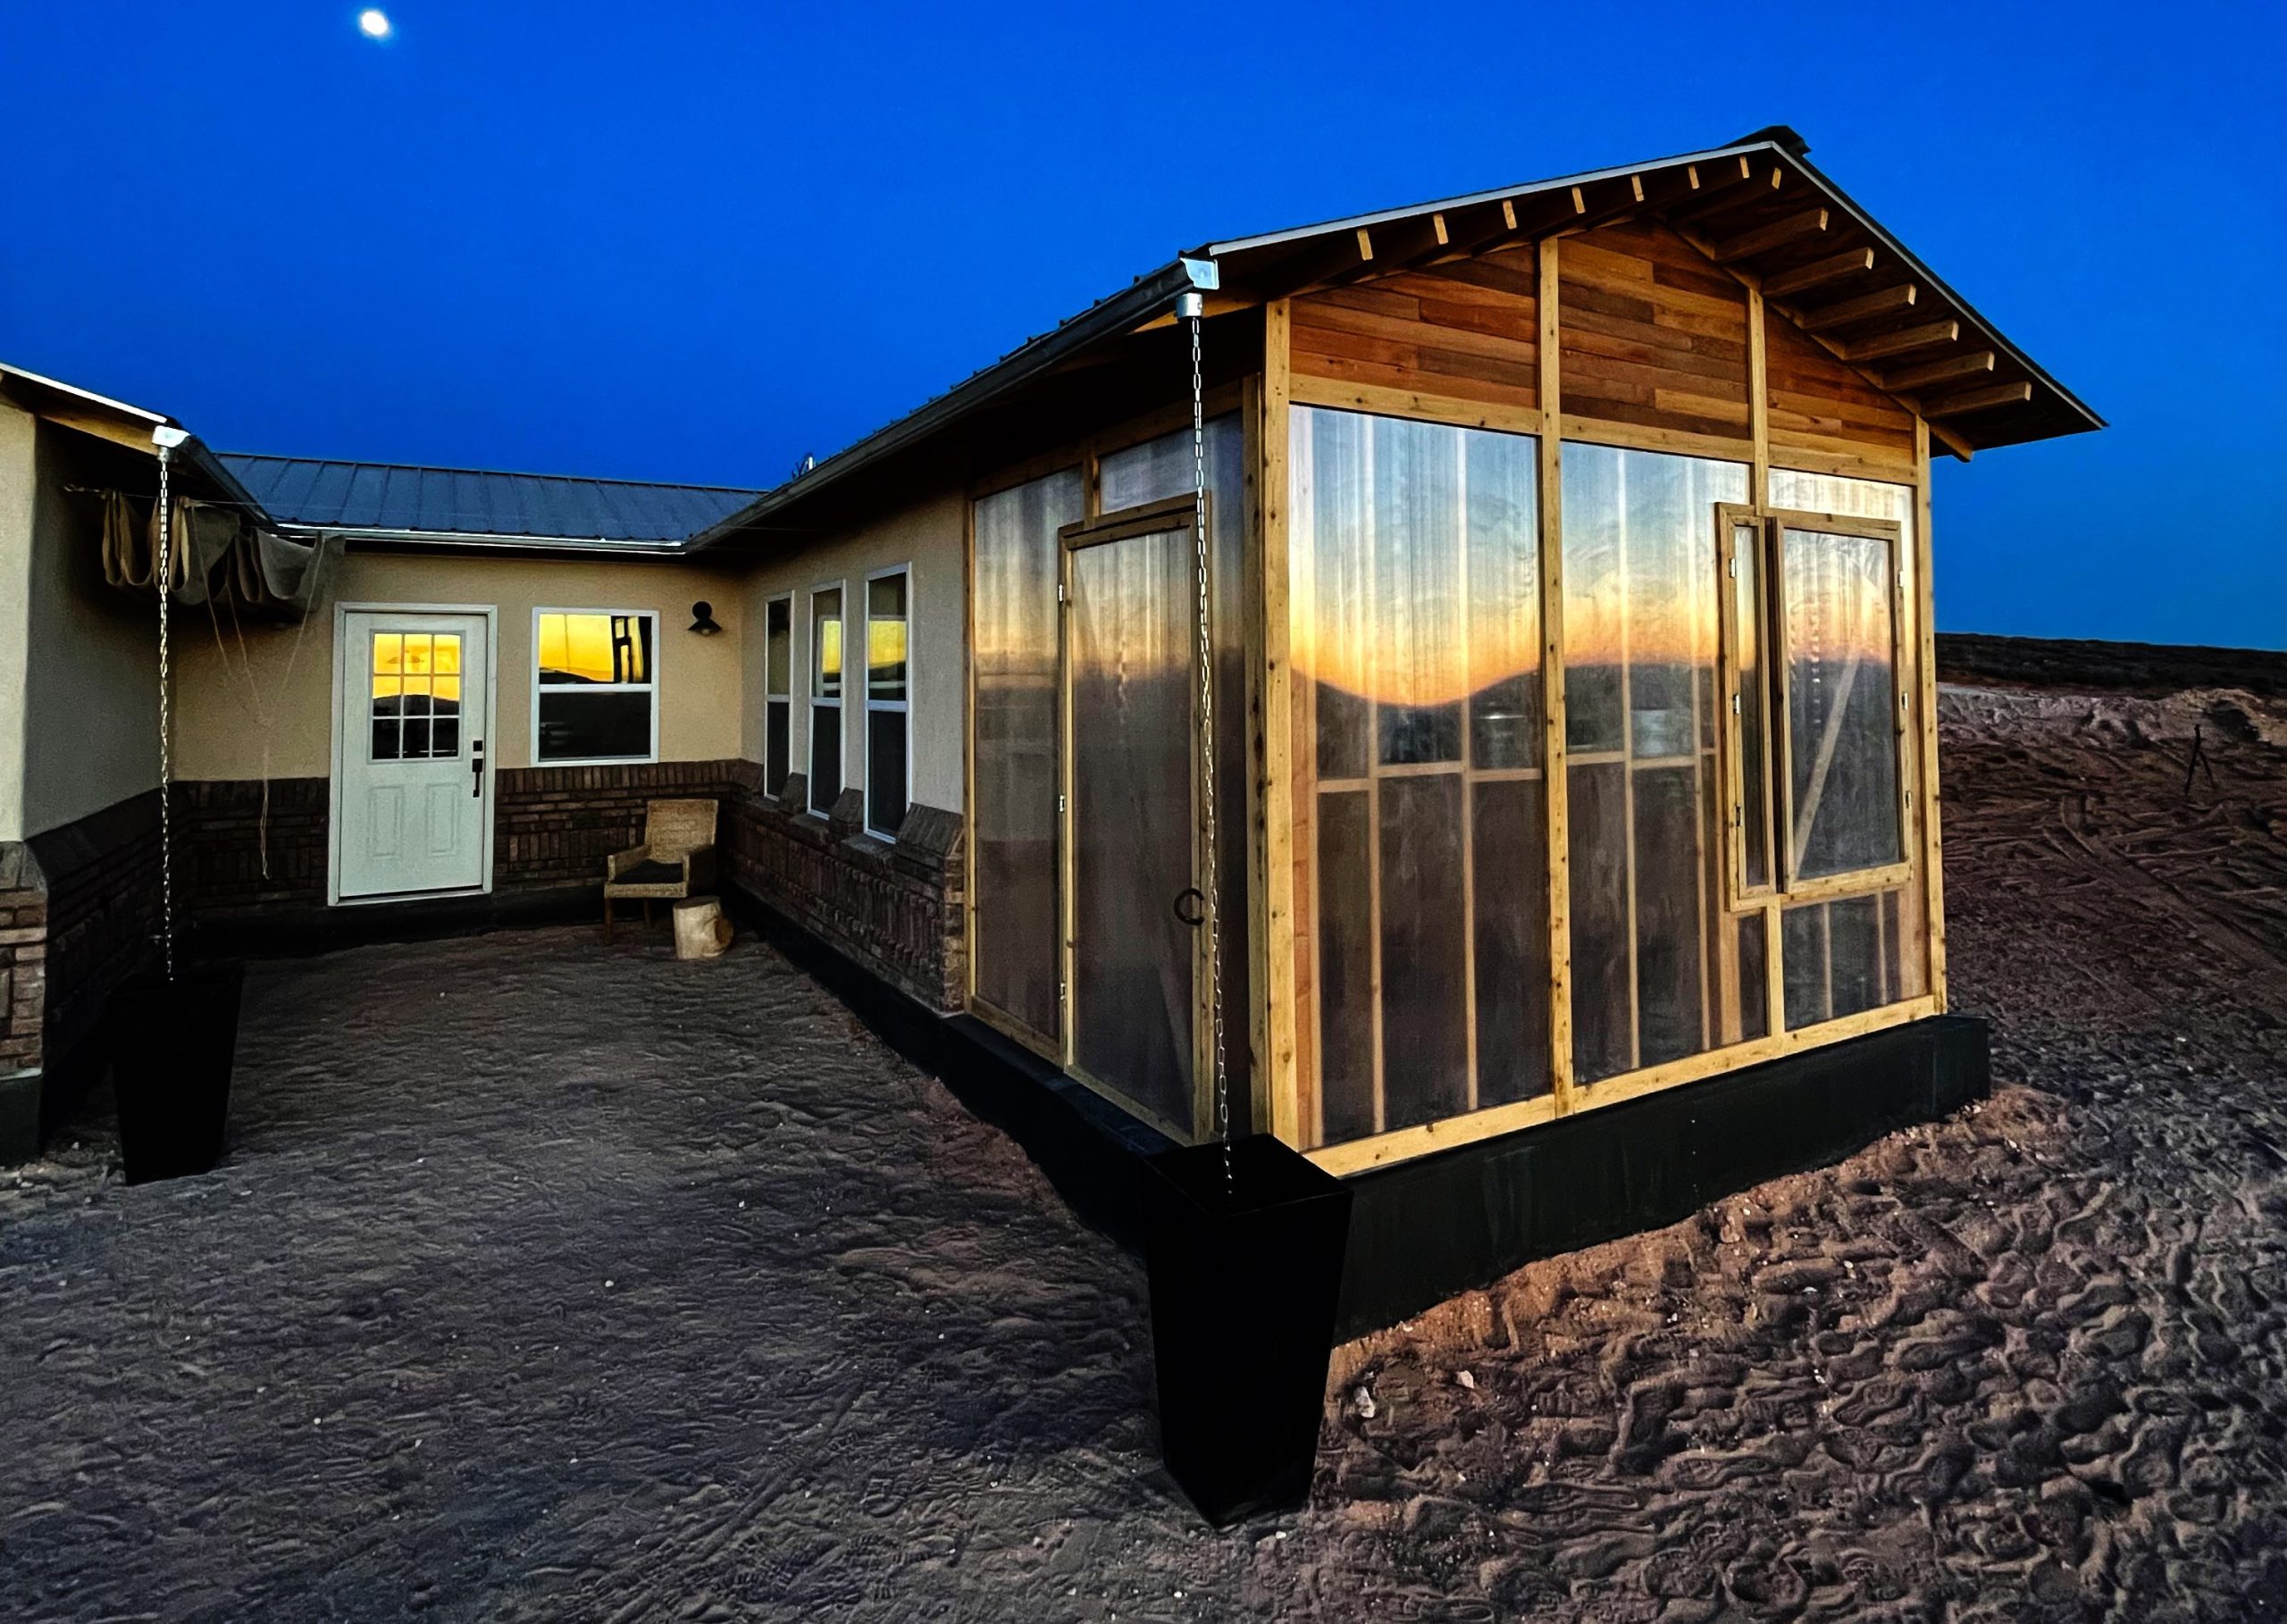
219, 455, 761, 548
697, 128, 2099, 548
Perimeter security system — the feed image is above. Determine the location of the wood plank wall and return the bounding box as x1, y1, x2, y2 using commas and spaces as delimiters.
1290, 248, 1540, 411
1558, 221, 1750, 442
1764, 306, 1919, 476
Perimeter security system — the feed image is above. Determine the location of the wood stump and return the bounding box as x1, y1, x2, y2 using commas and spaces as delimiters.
671, 897, 733, 961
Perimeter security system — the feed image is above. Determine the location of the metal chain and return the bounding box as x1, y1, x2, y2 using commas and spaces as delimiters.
1188, 313, 1229, 1185
155, 447, 176, 981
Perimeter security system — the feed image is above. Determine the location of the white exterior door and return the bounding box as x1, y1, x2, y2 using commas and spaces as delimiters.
337, 610, 491, 900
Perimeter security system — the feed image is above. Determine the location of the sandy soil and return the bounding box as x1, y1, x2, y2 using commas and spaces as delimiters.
3, 677, 2284, 1620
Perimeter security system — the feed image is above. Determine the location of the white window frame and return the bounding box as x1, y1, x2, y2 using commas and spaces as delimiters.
530, 607, 660, 767
808, 580, 847, 816
763, 590, 794, 796
862, 562, 915, 841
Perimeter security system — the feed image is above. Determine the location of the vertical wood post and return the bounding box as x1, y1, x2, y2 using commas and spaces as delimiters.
1914, 415, 1948, 1009
1537, 239, 1574, 1113
1253, 301, 1299, 1144
1747, 280, 1784, 1035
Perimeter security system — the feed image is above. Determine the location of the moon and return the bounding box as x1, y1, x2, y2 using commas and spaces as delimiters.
358, 9, 391, 38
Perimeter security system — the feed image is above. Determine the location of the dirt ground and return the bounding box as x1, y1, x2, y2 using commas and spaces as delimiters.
4, 675, 2285, 1621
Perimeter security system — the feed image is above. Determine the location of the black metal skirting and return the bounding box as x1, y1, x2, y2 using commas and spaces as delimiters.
1332, 1014, 1991, 1340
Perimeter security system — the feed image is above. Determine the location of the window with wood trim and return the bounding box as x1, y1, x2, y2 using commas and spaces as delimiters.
808, 584, 844, 816
863, 567, 910, 840
763, 593, 792, 797
534, 610, 657, 765
1719, 506, 1911, 904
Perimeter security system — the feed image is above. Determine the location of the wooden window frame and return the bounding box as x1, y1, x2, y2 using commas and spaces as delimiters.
1718, 506, 1914, 910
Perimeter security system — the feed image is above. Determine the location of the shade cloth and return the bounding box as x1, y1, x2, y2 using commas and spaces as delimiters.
102, 491, 319, 615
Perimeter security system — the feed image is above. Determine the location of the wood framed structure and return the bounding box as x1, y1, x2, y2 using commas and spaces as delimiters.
690, 125, 2098, 1224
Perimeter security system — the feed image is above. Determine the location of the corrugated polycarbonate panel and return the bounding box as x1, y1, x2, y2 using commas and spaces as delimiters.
970, 470, 1082, 1040
1069, 525, 1197, 1134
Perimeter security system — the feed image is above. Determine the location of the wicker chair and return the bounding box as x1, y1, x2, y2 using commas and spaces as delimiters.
604, 798, 719, 936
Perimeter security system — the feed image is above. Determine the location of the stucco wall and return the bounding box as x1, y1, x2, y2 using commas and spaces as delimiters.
172, 550, 750, 781
20, 423, 162, 838
0, 403, 36, 842
736, 487, 966, 816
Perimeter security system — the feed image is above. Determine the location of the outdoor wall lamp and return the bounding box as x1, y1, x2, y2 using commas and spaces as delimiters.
689, 600, 722, 635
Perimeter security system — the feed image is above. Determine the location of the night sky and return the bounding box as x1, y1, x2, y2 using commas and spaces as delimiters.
4, 3, 2281, 647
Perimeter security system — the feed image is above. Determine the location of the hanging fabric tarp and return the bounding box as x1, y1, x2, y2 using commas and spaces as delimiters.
101, 492, 318, 615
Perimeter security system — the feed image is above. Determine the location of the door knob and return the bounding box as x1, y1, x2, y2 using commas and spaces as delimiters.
471, 741, 485, 798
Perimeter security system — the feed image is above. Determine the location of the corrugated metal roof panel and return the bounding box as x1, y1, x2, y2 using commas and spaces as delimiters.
217, 455, 760, 542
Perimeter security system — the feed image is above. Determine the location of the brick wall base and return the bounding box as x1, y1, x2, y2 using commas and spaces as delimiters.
723, 771, 965, 1011
172, 760, 968, 1014
0, 791, 164, 1162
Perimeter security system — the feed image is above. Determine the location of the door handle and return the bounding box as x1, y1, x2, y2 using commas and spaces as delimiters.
471, 741, 485, 799
1173, 886, 1206, 927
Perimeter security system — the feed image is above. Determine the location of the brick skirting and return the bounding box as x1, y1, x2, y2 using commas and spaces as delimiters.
178, 777, 330, 913
722, 773, 966, 1012
2, 791, 165, 1160
168, 759, 968, 1014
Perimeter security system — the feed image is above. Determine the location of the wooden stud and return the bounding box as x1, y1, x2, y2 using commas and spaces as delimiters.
1311, 994, 1940, 1173
1840, 320, 1960, 364
1538, 235, 1574, 1115
1570, 185, 1587, 214
1289, 374, 1543, 439
1354, 227, 1374, 262
1257, 300, 1299, 1145
1914, 416, 1948, 1011
1798, 284, 1917, 333
1922, 380, 2034, 417
1710, 207, 1830, 264
1502, 197, 1517, 231
1432, 212, 1449, 247
1762, 247, 1875, 298
1629, 173, 1646, 203
1881, 351, 1996, 393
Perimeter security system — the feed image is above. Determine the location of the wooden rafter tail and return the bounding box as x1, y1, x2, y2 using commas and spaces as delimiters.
1882, 350, 1996, 394
1921, 380, 2034, 417
1797, 283, 1918, 333
1839, 319, 1961, 363
1761, 247, 1876, 298
1709, 206, 1830, 264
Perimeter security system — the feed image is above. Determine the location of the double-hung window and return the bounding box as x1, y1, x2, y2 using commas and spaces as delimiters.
763, 593, 793, 797
808, 584, 844, 816
534, 609, 657, 765
863, 566, 911, 839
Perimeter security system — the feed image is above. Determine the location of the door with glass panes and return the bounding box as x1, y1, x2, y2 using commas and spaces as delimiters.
337, 610, 491, 900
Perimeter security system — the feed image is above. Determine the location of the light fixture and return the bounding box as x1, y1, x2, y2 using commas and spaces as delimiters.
688, 600, 723, 635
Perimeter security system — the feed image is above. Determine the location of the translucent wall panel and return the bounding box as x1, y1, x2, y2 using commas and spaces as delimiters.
971, 470, 1083, 1038
1780, 525, 1903, 879
1069, 525, 1197, 1132
1562, 444, 1749, 1084
1782, 891, 1907, 1029
1290, 406, 1547, 1148
1100, 418, 1250, 1109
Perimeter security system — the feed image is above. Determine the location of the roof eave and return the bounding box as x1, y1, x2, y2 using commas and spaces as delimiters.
690, 256, 1220, 549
